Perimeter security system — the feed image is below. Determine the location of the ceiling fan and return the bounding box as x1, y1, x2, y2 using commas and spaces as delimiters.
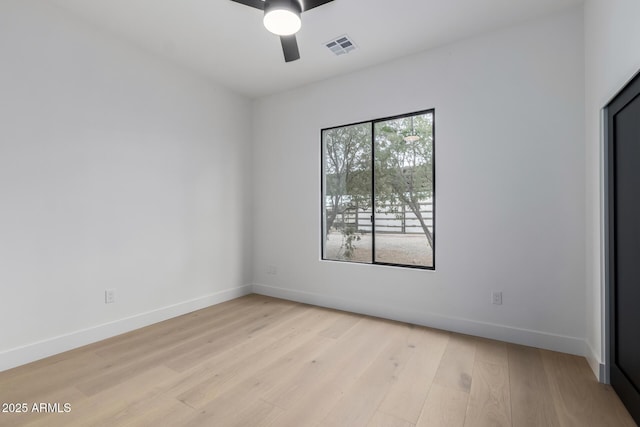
230, 0, 334, 62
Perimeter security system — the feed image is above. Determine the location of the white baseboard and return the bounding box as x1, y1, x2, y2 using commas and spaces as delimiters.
0, 285, 252, 372
586, 341, 606, 382
252, 283, 588, 357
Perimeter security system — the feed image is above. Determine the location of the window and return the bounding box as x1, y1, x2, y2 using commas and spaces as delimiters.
321, 110, 435, 269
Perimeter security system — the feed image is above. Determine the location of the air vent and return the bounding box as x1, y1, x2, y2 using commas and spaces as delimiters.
325, 34, 356, 56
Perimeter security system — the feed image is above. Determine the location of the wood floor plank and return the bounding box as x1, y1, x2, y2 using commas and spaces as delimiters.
317, 322, 415, 427
120, 396, 195, 427
172, 331, 336, 424
541, 349, 636, 427
182, 398, 283, 427
262, 318, 396, 426
464, 337, 511, 427
50, 366, 180, 427
93, 294, 270, 360
0, 386, 84, 427
474, 337, 508, 366
377, 326, 450, 424
260, 316, 393, 410
507, 344, 561, 427
159, 303, 334, 401
318, 311, 361, 339
173, 309, 347, 410
368, 411, 416, 427
74, 299, 297, 396
0, 352, 105, 403
172, 318, 337, 408
416, 383, 469, 427
97, 296, 294, 368
464, 360, 511, 427
163, 301, 306, 372
432, 334, 477, 393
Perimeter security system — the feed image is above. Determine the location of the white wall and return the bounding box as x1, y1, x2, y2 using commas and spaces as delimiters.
252, 8, 587, 355
0, 1, 252, 371
584, 0, 640, 379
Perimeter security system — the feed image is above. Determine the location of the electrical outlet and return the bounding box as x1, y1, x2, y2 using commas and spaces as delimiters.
105, 289, 116, 304
267, 265, 278, 275
491, 291, 502, 305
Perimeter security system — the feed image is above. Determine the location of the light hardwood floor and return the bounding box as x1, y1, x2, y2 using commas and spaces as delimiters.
0, 295, 635, 426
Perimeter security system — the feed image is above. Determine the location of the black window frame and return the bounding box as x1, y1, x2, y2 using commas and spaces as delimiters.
320, 108, 436, 270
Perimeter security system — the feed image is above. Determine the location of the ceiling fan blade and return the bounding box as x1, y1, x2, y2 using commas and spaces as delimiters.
229, 0, 265, 10
301, 0, 333, 12
280, 35, 300, 62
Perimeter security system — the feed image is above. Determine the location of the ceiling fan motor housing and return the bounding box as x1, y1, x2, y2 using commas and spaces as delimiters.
264, 0, 302, 15
263, 0, 302, 36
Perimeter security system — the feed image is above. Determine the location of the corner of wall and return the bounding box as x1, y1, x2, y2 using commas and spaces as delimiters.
586, 339, 606, 382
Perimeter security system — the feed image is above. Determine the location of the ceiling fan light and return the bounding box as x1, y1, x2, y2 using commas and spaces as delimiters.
404, 135, 420, 143
263, 0, 302, 36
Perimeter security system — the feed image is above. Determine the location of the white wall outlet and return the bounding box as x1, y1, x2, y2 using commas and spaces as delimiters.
491, 291, 502, 305
267, 265, 278, 275
105, 289, 116, 304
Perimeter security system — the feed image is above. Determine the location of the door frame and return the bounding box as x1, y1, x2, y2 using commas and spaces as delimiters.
604, 67, 640, 424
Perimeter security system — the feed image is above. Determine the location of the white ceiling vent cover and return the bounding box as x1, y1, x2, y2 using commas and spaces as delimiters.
325, 35, 357, 56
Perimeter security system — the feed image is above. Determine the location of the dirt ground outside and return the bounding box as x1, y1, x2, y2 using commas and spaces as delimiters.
324, 231, 433, 267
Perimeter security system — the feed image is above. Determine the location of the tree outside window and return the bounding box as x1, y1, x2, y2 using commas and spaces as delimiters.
322, 110, 435, 269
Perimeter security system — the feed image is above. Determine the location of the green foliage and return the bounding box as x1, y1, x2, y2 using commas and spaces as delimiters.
339, 226, 361, 260
374, 114, 434, 207
323, 123, 371, 232
374, 114, 434, 248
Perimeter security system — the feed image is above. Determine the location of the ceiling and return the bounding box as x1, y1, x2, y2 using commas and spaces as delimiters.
51, 0, 583, 98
